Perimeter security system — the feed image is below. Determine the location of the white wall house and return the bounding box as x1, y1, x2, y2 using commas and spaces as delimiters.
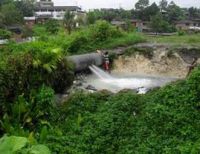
34, 0, 84, 20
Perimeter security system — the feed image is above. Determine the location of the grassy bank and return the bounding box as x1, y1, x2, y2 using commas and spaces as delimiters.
145, 33, 200, 46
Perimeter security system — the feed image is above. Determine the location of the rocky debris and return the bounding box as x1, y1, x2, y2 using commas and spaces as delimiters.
136, 87, 149, 94
118, 89, 137, 93
85, 85, 97, 92
73, 80, 83, 87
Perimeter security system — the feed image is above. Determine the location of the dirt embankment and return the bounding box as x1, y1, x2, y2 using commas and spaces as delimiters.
113, 44, 200, 78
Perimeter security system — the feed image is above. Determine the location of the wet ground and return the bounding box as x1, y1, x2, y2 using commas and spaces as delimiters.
79, 72, 179, 93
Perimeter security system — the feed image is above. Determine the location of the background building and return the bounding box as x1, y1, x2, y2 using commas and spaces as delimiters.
25, 0, 86, 25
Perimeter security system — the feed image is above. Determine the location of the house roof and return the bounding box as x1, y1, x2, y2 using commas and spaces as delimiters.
175, 19, 200, 24
111, 21, 126, 25
35, 6, 81, 11
130, 19, 150, 23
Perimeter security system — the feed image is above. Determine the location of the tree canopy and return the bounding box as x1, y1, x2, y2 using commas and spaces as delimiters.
15, 0, 35, 17
159, 0, 168, 11
63, 11, 75, 34
0, 3, 23, 26
135, 0, 149, 10
166, 1, 184, 23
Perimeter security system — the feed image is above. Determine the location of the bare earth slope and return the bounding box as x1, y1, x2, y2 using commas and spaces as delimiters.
113, 44, 200, 78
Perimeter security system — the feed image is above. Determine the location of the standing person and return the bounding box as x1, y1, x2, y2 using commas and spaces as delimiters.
97, 50, 110, 73
103, 51, 110, 72
187, 57, 198, 77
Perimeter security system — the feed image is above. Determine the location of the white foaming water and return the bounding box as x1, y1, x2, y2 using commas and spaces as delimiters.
89, 65, 113, 79
88, 65, 176, 93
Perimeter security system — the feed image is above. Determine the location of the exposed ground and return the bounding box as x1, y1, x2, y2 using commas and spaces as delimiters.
113, 43, 200, 78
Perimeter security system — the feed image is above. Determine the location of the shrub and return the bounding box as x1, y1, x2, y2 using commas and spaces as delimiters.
0, 47, 74, 103
67, 34, 89, 53
0, 29, 11, 39
0, 85, 57, 135
22, 26, 33, 38
33, 24, 46, 36
45, 19, 60, 34
91, 20, 123, 42
178, 30, 185, 36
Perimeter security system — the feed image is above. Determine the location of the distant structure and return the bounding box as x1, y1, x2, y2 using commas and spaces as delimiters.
24, 0, 86, 26
111, 20, 151, 32
175, 19, 200, 31
111, 18, 200, 33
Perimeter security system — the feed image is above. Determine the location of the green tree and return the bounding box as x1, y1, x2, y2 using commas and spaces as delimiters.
0, 0, 12, 7
15, 0, 35, 17
87, 11, 97, 24
63, 11, 75, 34
0, 29, 11, 39
159, 0, 168, 11
45, 19, 60, 34
145, 2, 160, 20
150, 13, 173, 33
166, 1, 184, 23
135, 0, 149, 10
101, 10, 116, 22
119, 9, 132, 19
188, 7, 200, 19
1, 3, 23, 26
135, 1, 159, 21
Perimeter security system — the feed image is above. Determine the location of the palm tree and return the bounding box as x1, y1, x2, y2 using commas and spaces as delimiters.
63, 10, 75, 34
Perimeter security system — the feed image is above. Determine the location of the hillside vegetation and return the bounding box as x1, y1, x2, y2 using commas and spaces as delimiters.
31, 20, 144, 54
1, 64, 200, 153
1, 20, 200, 153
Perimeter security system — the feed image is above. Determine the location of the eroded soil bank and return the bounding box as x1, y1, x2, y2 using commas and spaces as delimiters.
113, 44, 200, 78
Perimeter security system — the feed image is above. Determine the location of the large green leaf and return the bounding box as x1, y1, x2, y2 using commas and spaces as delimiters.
0, 136, 28, 154
28, 145, 51, 154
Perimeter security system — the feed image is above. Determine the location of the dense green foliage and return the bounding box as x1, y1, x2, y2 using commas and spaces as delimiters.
1, 5, 200, 152
45, 19, 60, 35
14, 0, 35, 17
1, 63, 200, 153
0, 21, 143, 150
0, 29, 11, 39
150, 13, 176, 33
0, 3, 23, 26
0, 0, 34, 27
87, 9, 132, 24
87, 0, 200, 33
0, 41, 74, 136
29, 21, 144, 54
46, 67, 200, 153
63, 11, 75, 34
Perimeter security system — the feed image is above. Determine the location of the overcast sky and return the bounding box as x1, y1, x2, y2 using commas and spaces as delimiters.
53, 0, 200, 10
